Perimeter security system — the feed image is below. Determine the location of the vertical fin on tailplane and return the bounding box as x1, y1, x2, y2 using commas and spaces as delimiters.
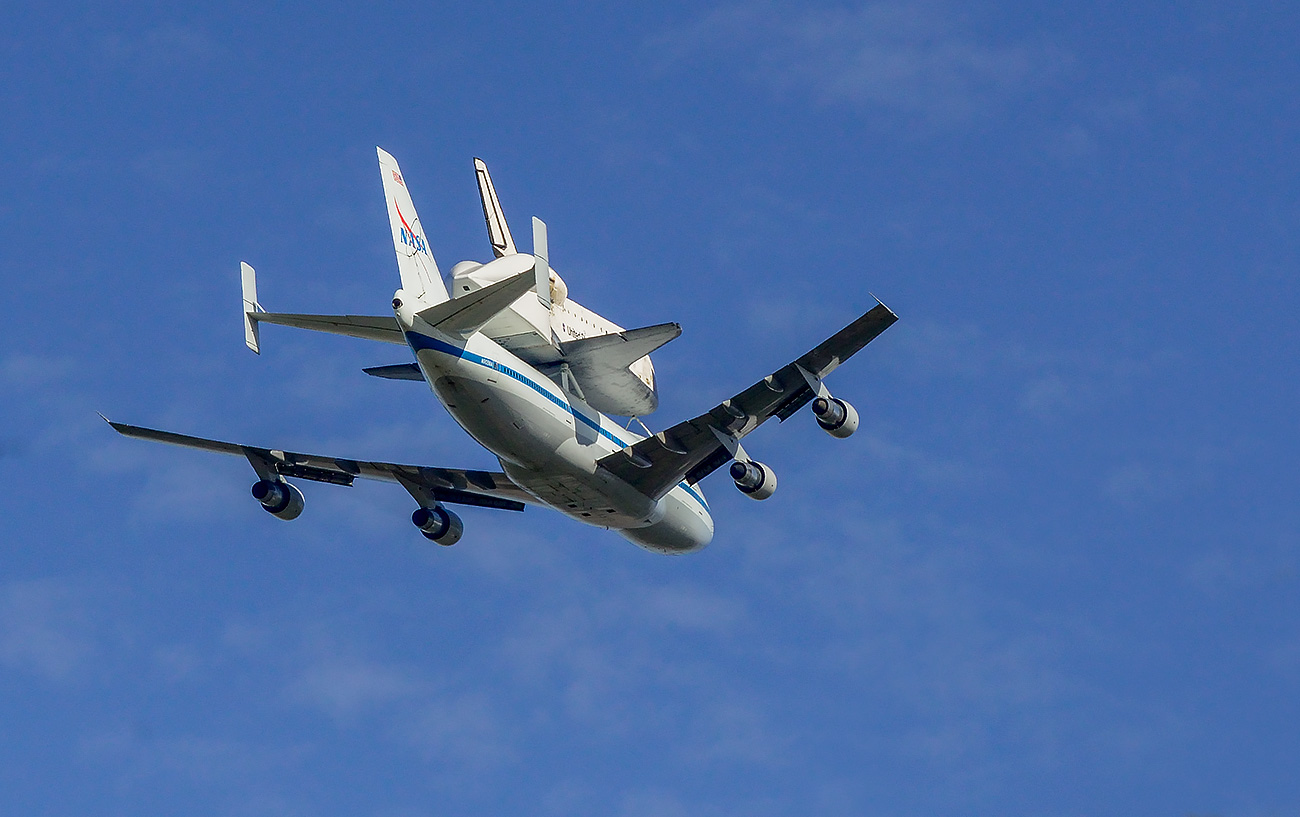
241, 261, 263, 354
377, 147, 448, 305
474, 158, 516, 259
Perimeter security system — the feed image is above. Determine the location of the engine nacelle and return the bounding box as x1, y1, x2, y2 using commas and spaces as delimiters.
812, 396, 859, 438
730, 460, 777, 500
411, 505, 464, 547
251, 479, 305, 520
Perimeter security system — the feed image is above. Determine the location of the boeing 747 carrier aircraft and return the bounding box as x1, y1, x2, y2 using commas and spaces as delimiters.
107, 149, 897, 554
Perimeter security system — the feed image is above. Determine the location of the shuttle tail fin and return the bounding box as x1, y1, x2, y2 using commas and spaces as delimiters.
377, 147, 448, 305
474, 158, 516, 258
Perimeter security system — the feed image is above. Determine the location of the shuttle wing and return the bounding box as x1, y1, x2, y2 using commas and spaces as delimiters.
556, 322, 681, 416
559, 322, 680, 370
105, 419, 533, 511
596, 303, 898, 501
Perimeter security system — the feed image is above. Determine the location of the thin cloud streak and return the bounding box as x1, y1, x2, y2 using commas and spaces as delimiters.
653, 1, 1069, 124
0, 578, 99, 682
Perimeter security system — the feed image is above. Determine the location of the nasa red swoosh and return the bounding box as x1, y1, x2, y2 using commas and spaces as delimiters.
395, 201, 416, 237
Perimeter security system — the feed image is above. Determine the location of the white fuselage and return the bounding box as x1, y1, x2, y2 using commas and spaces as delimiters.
396, 300, 714, 554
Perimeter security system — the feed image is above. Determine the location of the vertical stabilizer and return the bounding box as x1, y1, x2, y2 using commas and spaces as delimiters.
377, 147, 447, 305
241, 261, 262, 354
474, 158, 516, 258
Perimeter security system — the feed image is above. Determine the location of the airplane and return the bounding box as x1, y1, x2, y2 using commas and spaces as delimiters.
106, 148, 898, 554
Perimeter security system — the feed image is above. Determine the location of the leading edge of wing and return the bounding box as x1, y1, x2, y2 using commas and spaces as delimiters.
103, 417, 533, 511
595, 302, 898, 500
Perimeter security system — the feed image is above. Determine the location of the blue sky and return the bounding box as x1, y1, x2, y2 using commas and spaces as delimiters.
2, 2, 1298, 814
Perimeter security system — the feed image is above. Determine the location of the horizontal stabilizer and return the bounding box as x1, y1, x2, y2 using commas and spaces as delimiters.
249, 313, 405, 345
560, 322, 681, 371
363, 363, 424, 381
415, 265, 536, 338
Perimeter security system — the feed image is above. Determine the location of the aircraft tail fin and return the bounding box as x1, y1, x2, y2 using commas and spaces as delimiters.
378, 147, 448, 305
474, 158, 516, 258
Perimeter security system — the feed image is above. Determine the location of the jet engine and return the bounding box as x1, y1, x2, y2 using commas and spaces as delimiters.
411, 505, 465, 546
812, 396, 859, 439
730, 460, 777, 500
251, 479, 305, 520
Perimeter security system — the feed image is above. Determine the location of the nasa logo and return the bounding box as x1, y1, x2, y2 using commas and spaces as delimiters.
394, 201, 429, 256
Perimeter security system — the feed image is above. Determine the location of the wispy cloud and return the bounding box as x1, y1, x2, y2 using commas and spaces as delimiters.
96, 24, 223, 69
222, 619, 517, 770
285, 645, 428, 721
887, 318, 1165, 421
398, 691, 513, 767
653, 1, 1068, 124
2, 352, 73, 385
616, 788, 695, 817
717, 505, 1100, 778
78, 728, 311, 807
683, 696, 785, 766
0, 578, 98, 681
1104, 461, 1192, 507
638, 584, 748, 634
1103, 441, 1219, 510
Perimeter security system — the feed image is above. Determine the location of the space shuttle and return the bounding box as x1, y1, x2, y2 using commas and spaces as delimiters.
440, 159, 678, 417
245, 155, 679, 418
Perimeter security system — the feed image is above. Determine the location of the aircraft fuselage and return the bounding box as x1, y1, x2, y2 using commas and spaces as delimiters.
398, 296, 714, 554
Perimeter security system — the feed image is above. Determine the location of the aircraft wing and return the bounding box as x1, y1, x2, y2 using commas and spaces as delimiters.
105, 419, 533, 511
595, 303, 898, 501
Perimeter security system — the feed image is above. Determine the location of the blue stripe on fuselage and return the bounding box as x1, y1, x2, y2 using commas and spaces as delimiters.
406, 331, 709, 512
